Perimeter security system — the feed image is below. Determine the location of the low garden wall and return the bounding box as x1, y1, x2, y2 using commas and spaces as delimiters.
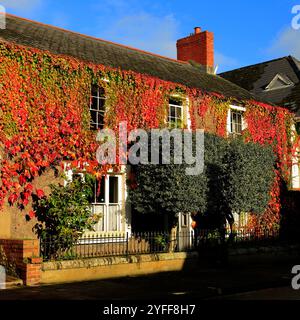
41, 244, 300, 285
1, 237, 299, 286
41, 251, 198, 284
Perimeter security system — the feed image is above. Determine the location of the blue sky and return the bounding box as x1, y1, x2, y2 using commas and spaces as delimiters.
1, 0, 300, 72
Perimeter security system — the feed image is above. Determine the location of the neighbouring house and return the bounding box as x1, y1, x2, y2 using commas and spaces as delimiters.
220, 56, 300, 189
0, 15, 298, 242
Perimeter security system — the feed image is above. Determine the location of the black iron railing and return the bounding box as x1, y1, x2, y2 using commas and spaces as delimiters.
195, 228, 281, 248
40, 230, 194, 261
40, 228, 292, 262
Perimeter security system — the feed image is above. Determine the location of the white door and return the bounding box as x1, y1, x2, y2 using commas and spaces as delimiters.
91, 175, 123, 232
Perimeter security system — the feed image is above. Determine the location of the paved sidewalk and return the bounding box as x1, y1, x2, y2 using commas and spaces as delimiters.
214, 286, 300, 300
0, 258, 297, 300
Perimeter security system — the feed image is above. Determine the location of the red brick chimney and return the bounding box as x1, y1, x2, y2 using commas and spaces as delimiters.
176, 27, 214, 73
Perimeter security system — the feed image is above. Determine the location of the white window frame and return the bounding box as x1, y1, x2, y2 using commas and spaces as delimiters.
90, 85, 106, 130
168, 95, 192, 129
168, 97, 184, 129
227, 105, 246, 136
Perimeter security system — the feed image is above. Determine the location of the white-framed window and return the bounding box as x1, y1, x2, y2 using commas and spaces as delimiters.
230, 110, 243, 134
168, 98, 183, 128
291, 157, 300, 189
291, 122, 300, 189
91, 175, 123, 232
227, 105, 246, 136
90, 85, 106, 130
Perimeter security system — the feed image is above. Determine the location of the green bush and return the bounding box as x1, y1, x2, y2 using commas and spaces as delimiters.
129, 132, 276, 229
222, 137, 275, 214
34, 176, 98, 241
128, 131, 207, 229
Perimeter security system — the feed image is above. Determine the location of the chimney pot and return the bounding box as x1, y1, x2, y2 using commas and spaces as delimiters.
194, 27, 201, 34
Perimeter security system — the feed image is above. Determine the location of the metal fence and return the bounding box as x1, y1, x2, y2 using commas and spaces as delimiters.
40, 231, 194, 261
196, 228, 281, 248
40, 228, 287, 262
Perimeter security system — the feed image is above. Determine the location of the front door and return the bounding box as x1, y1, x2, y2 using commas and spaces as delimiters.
91, 175, 123, 233
178, 213, 192, 250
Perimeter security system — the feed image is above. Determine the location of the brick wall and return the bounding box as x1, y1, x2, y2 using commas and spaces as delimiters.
0, 239, 41, 285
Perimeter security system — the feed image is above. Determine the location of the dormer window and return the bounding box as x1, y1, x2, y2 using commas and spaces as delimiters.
264, 74, 294, 91
90, 85, 106, 130
168, 98, 183, 128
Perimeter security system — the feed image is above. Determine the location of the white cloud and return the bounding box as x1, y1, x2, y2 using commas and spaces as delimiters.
269, 26, 300, 59
215, 51, 239, 72
98, 13, 178, 58
0, 0, 41, 11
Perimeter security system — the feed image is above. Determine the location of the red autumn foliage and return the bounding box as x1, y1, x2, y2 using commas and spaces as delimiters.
0, 40, 298, 230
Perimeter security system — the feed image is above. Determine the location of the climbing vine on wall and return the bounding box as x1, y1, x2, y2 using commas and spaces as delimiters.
188, 90, 296, 229
0, 40, 298, 229
0, 41, 183, 217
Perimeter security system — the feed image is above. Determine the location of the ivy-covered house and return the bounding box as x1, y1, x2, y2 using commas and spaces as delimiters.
0, 14, 298, 241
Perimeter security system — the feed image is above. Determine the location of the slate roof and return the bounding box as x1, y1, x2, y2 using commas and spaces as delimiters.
0, 14, 258, 101
220, 56, 300, 117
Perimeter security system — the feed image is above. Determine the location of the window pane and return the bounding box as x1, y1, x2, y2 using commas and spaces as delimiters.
99, 98, 106, 111
91, 85, 98, 97
97, 112, 104, 129
109, 176, 119, 203
231, 111, 243, 134
95, 176, 105, 203
91, 97, 98, 110
237, 122, 242, 133
176, 107, 182, 119
90, 85, 106, 130
182, 213, 188, 227
168, 97, 184, 129
176, 118, 182, 128
169, 98, 183, 106
236, 113, 242, 133
90, 110, 97, 129
98, 87, 105, 97
170, 106, 176, 118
